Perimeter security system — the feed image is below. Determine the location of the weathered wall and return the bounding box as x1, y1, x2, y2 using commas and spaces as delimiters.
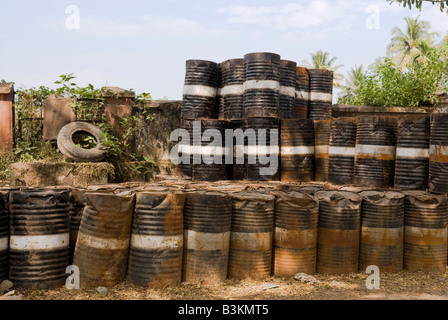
332, 104, 433, 118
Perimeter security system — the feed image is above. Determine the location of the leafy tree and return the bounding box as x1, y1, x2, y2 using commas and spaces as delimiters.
339, 65, 365, 100
388, 0, 448, 13
301, 50, 344, 88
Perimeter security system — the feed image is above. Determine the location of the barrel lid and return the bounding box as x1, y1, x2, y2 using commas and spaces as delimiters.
272, 191, 318, 207
402, 191, 448, 206
231, 192, 275, 202
316, 190, 362, 205
359, 190, 404, 205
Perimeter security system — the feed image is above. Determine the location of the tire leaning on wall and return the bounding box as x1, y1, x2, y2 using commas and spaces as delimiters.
57, 121, 106, 162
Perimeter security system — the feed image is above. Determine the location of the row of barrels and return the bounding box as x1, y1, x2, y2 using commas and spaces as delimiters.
181, 52, 333, 121
0, 186, 447, 290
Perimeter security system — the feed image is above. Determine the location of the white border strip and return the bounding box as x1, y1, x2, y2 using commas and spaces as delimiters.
183, 85, 217, 98
355, 144, 396, 157
310, 92, 332, 102
245, 145, 280, 156
329, 146, 356, 157
243, 80, 280, 91
231, 231, 272, 250
315, 145, 329, 155
281, 146, 315, 156
280, 86, 296, 97
396, 147, 429, 159
77, 232, 129, 250
10, 233, 69, 251
221, 84, 244, 96
0, 237, 8, 251
296, 90, 309, 100
184, 230, 230, 251
430, 144, 448, 156
131, 234, 183, 250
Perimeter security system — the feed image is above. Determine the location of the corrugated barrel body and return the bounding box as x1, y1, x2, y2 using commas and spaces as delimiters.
403, 191, 448, 272
73, 192, 135, 288
182, 192, 232, 284
9, 189, 70, 290
69, 189, 86, 264
128, 192, 185, 288
354, 116, 397, 188
228, 193, 275, 280
293, 67, 309, 119
429, 113, 448, 194
176, 119, 194, 179
359, 191, 404, 272
216, 61, 229, 120
244, 117, 280, 181
182, 59, 218, 120
316, 191, 362, 274
395, 115, 430, 190
224, 59, 245, 121
314, 119, 331, 182
231, 120, 247, 180
243, 52, 281, 118
0, 191, 8, 282
308, 69, 333, 120
273, 191, 319, 276
279, 60, 297, 119
280, 119, 315, 182
328, 117, 357, 185
192, 119, 228, 182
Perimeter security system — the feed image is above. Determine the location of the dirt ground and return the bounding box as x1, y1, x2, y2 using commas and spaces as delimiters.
15, 270, 448, 300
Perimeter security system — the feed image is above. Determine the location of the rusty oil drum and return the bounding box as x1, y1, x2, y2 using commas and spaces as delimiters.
314, 119, 331, 182
182, 192, 232, 284
224, 59, 245, 121
429, 113, 448, 194
354, 115, 397, 188
273, 191, 319, 276
73, 192, 135, 288
395, 115, 430, 190
308, 68, 333, 120
228, 192, 275, 280
279, 60, 297, 119
293, 67, 309, 119
316, 190, 362, 274
328, 117, 357, 185
69, 188, 86, 264
128, 192, 185, 287
359, 191, 404, 272
0, 191, 8, 282
280, 118, 315, 182
403, 191, 448, 272
9, 189, 70, 290
231, 120, 247, 180
216, 60, 229, 120
176, 119, 194, 179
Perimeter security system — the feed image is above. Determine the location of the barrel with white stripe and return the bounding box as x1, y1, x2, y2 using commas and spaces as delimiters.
280, 119, 315, 182
192, 119, 228, 182
69, 188, 86, 264
403, 191, 448, 272
293, 67, 309, 119
128, 192, 185, 287
429, 113, 448, 194
182, 192, 232, 284
216, 60, 229, 120
314, 119, 331, 182
359, 191, 405, 272
176, 119, 194, 179
308, 69, 333, 120
273, 191, 319, 276
328, 117, 357, 185
0, 191, 8, 282
181, 59, 218, 120
316, 191, 362, 274
9, 189, 70, 289
243, 52, 281, 118
73, 192, 135, 288
395, 115, 430, 190
354, 116, 397, 188
279, 60, 297, 119
231, 120, 247, 180
228, 193, 275, 280
244, 117, 280, 181
224, 59, 245, 121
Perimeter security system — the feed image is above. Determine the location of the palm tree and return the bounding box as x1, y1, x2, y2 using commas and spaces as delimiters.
387, 15, 438, 70
301, 50, 344, 88
340, 65, 365, 99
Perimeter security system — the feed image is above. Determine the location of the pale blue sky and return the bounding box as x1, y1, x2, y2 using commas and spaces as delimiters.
1, 0, 447, 100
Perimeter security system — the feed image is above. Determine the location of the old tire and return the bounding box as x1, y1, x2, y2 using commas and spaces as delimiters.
57, 122, 106, 162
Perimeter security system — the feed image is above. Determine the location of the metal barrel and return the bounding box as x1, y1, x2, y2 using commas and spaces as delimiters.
359, 191, 405, 272
243, 52, 281, 118
308, 68, 333, 120
395, 115, 430, 190
192, 119, 228, 182
231, 120, 247, 180
403, 191, 448, 272
328, 117, 357, 185
181, 59, 218, 120
69, 188, 86, 264
223, 59, 245, 121
429, 113, 448, 194
216, 60, 229, 120
316, 190, 362, 274
279, 60, 297, 119
176, 119, 195, 179
272, 191, 319, 276
73, 192, 135, 288
9, 189, 70, 290
314, 119, 331, 182
280, 119, 315, 182
228, 192, 275, 280
354, 115, 397, 188
128, 192, 185, 288
293, 67, 309, 119
244, 117, 280, 181
0, 191, 8, 282
182, 191, 232, 284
